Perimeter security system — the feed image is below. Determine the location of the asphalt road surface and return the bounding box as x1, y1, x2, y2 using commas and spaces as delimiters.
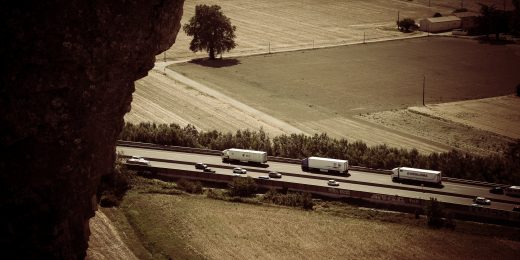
117, 146, 520, 211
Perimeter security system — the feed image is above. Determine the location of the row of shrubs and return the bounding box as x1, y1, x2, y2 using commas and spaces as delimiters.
263, 189, 314, 210
120, 122, 520, 185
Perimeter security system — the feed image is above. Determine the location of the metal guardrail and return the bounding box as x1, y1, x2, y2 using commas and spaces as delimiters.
116, 140, 507, 188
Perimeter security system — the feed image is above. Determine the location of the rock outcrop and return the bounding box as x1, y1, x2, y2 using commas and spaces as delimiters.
0, 0, 184, 258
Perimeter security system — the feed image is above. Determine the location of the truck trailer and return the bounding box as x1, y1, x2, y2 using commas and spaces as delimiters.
301, 157, 349, 174
222, 148, 267, 164
391, 167, 442, 185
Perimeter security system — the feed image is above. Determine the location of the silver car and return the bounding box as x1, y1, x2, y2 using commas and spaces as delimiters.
126, 156, 151, 166
232, 167, 247, 174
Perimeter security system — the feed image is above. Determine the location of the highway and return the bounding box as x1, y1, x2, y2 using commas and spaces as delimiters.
117, 146, 520, 211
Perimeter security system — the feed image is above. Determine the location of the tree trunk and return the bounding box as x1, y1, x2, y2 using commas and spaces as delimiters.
209, 47, 215, 59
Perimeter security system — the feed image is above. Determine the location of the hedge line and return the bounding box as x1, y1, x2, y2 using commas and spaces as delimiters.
120, 122, 520, 185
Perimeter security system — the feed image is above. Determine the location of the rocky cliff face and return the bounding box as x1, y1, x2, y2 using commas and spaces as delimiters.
0, 0, 184, 258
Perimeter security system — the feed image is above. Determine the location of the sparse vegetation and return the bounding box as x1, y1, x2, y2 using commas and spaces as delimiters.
98, 155, 131, 207
433, 12, 442, 17
263, 189, 314, 210
120, 122, 520, 185
397, 18, 416, 32
228, 177, 257, 197
176, 179, 203, 194
425, 197, 444, 229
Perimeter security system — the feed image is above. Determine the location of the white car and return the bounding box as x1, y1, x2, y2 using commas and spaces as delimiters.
232, 167, 247, 174
474, 196, 491, 205
327, 180, 339, 186
126, 156, 151, 166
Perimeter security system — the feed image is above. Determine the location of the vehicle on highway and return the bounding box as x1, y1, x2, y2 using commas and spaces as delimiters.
470, 203, 483, 208
513, 206, 520, 212
473, 196, 491, 205
327, 180, 339, 186
195, 162, 208, 170
232, 167, 247, 174
504, 186, 520, 197
126, 156, 151, 166
222, 148, 267, 164
268, 171, 282, 178
301, 157, 348, 174
489, 186, 504, 194
391, 167, 442, 185
203, 167, 216, 173
258, 176, 270, 180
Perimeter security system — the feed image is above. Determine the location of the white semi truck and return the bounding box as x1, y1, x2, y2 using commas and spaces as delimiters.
222, 148, 267, 164
301, 157, 349, 174
391, 167, 442, 185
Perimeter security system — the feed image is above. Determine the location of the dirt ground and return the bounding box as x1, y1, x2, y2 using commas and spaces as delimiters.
161, 0, 512, 62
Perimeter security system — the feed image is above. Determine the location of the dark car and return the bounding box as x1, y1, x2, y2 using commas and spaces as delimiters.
489, 187, 504, 194
195, 162, 208, 170
268, 171, 282, 178
203, 167, 216, 173
513, 206, 520, 212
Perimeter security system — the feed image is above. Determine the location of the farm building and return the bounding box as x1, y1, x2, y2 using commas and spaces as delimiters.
419, 16, 461, 33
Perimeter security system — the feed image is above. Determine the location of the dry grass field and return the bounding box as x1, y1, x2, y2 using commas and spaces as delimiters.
110, 190, 520, 260
357, 96, 520, 156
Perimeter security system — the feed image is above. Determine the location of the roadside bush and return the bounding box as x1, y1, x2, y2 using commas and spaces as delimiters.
206, 188, 226, 200
98, 155, 131, 207
177, 179, 203, 194
433, 12, 442, 17
398, 18, 416, 32
263, 189, 314, 210
228, 177, 257, 197
425, 197, 444, 229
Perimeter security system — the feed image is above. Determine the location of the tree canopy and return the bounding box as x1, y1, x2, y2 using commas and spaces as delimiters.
183, 4, 237, 59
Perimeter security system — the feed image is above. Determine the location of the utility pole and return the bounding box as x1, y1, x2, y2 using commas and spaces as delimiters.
268, 42, 271, 54
163, 52, 166, 62
363, 32, 366, 44
422, 75, 426, 106
397, 11, 400, 29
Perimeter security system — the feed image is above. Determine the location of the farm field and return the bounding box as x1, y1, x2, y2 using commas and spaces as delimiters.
103, 188, 520, 260
358, 95, 520, 156
136, 36, 520, 154
162, 0, 514, 62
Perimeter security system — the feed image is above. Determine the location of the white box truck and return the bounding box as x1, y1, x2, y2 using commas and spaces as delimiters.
301, 157, 348, 174
391, 167, 442, 185
222, 148, 267, 164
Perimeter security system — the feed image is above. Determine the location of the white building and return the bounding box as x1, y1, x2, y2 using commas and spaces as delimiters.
419, 16, 461, 33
